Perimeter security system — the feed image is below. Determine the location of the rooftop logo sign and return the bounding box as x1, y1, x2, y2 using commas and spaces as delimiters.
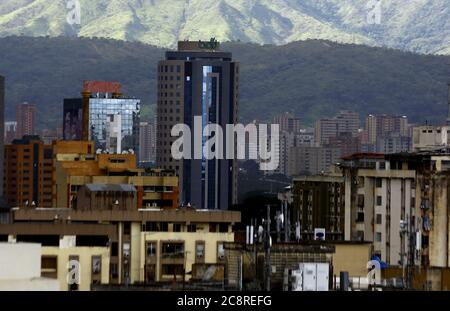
198, 38, 220, 50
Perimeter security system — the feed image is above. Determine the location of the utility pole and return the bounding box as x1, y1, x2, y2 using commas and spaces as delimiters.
264, 204, 271, 291
253, 218, 258, 289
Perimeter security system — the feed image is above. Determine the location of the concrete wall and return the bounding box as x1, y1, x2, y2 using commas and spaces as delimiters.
332, 243, 371, 278
429, 175, 449, 267
0, 243, 60, 291
0, 243, 41, 280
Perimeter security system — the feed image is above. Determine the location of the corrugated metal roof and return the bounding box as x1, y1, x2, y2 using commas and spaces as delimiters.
85, 184, 136, 192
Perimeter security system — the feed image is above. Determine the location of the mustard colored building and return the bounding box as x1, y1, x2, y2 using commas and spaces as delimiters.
0, 207, 240, 290
52, 141, 179, 209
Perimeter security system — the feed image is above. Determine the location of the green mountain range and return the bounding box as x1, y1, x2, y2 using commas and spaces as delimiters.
0, 36, 449, 129
0, 0, 449, 55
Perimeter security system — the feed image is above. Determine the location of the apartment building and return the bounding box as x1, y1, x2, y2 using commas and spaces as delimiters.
341, 153, 416, 266
4, 135, 53, 207
315, 111, 360, 145
287, 146, 341, 176
412, 126, 450, 152
292, 175, 345, 240
16, 102, 35, 138
156, 40, 239, 209
0, 207, 239, 291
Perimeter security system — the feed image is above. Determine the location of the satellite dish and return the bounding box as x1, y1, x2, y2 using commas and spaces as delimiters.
96, 149, 102, 154
128, 149, 135, 154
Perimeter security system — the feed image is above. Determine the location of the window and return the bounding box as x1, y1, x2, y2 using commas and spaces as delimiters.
376, 196, 382, 206
376, 178, 382, 188
41, 256, 57, 279
376, 232, 382, 242
109, 158, 126, 164
356, 230, 365, 241
217, 242, 225, 261
111, 242, 118, 256
379, 162, 386, 170
376, 214, 382, 225
161, 264, 183, 276
123, 243, 130, 258
162, 242, 184, 258
146, 242, 156, 257
187, 224, 197, 232
356, 210, 364, 222
173, 223, 182, 232
357, 194, 364, 207
145, 222, 168, 232
219, 223, 228, 233
196, 241, 205, 263
110, 263, 118, 279
91, 256, 101, 275
123, 222, 131, 235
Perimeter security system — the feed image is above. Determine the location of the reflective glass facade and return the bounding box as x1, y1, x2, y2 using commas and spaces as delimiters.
63, 98, 83, 140
201, 66, 221, 209
157, 44, 239, 210
89, 98, 140, 154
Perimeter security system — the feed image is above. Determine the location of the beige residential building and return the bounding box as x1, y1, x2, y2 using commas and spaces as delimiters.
342, 153, 416, 266
0, 207, 239, 291
412, 125, 450, 151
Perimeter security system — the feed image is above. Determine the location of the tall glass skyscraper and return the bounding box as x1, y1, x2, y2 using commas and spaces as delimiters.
156, 40, 239, 210
63, 81, 140, 156
88, 97, 140, 154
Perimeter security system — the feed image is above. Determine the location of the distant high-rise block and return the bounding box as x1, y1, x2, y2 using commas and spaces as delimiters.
139, 121, 156, 164
4, 135, 53, 207
16, 102, 35, 139
4, 121, 17, 144
0, 76, 4, 197
364, 114, 410, 152
287, 146, 341, 176
446, 83, 450, 126
40, 128, 63, 145
63, 98, 83, 140
315, 110, 360, 145
265, 129, 314, 176
272, 112, 301, 133
156, 40, 239, 210
328, 132, 361, 158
